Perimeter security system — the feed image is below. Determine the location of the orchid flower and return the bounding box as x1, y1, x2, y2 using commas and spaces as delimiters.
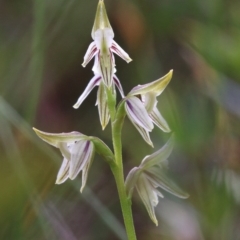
82, 0, 132, 88
125, 135, 189, 226
73, 73, 124, 130
33, 128, 96, 192
124, 70, 173, 147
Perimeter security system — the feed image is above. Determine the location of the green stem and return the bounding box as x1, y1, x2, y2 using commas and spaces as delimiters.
112, 116, 137, 240
106, 89, 137, 240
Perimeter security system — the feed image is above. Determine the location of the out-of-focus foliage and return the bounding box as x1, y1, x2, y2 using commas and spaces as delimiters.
1, 0, 240, 239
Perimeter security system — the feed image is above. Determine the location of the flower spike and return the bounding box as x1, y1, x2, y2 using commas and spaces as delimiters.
125, 135, 189, 226
74, 0, 131, 128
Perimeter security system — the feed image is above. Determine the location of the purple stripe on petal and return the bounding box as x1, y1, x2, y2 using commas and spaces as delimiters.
82, 42, 98, 67
113, 76, 125, 98
125, 97, 153, 131
84, 141, 90, 153
126, 100, 133, 111
73, 75, 102, 109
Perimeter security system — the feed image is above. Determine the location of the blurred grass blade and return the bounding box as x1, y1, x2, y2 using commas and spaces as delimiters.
0, 115, 50, 239
25, 0, 46, 123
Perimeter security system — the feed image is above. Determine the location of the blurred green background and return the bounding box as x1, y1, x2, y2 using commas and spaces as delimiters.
1, 0, 240, 239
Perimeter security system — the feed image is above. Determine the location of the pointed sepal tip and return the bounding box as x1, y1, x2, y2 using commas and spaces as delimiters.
91, 0, 113, 39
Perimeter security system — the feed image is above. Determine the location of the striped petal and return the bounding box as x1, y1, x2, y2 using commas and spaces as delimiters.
136, 174, 158, 226
125, 97, 153, 131
82, 41, 98, 67
149, 107, 171, 132
73, 75, 101, 109
145, 168, 189, 199
80, 146, 95, 192
113, 75, 125, 98
125, 167, 142, 199
131, 121, 153, 147
69, 140, 94, 180
97, 82, 110, 130
111, 40, 132, 63
56, 158, 70, 184
99, 50, 115, 87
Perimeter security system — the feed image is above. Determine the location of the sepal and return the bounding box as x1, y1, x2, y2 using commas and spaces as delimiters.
140, 134, 174, 169
91, 0, 113, 39
97, 82, 110, 129
32, 128, 87, 147
125, 167, 142, 199
128, 70, 173, 97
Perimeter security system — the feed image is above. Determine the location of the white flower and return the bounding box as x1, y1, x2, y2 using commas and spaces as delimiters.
82, 0, 132, 88
33, 128, 95, 192
73, 73, 124, 130
125, 135, 189, 226
124, 70, 173, 147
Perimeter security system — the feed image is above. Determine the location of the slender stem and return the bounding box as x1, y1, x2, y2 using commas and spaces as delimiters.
112, 115, 137, 240
106, 88, 137, 240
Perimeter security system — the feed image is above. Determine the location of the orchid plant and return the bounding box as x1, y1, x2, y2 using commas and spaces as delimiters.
33, 1, 188, 239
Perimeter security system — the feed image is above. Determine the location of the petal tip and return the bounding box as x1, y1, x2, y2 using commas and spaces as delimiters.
167, 69, 173, 80
80, 186, 85, 193
147, 140, 154, 148
161, 126, 171, 133
32, 128, 47, 140
181, 193, 190, 199
73, 103, 79, 109
68, 175, 75, 180
55, 180, 61, 185
32, 127, 38, 133
127, 58, 133, 63
32, 127, 40, 134
55, 178, 65, 185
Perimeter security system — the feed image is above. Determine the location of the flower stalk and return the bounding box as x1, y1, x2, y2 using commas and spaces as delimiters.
110, 100, 137, 240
